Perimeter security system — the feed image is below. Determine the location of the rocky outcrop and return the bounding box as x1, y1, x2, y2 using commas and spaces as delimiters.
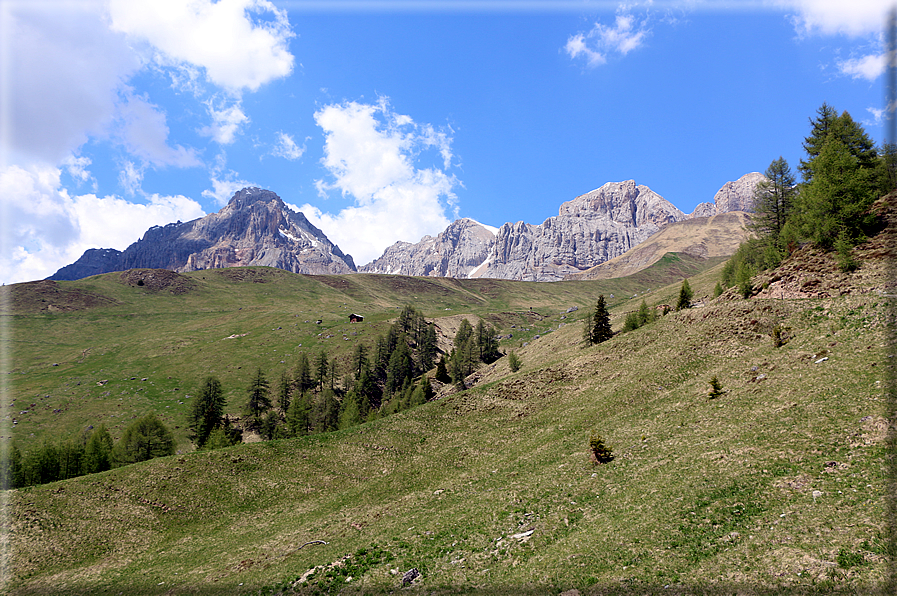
366, 180, 687, 282
49, 188, 356, 280
361, 218, 497, 277
479, 181, 686, 281
688, 172, 765, 217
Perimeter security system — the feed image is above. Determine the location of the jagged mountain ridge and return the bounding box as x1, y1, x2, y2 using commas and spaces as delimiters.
49, 188, 356, 281
363, 174, 762, 281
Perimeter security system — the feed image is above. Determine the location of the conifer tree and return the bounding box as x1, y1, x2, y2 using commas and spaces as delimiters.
277, 370, 292, 413
315, 351, 329, 391
677, 279, 693, 310
191, 376, 226, 448
83, 424, 113, 474
435, 356, 451, 383
796, 137, 878, 248
294, 352, 313, 393
286, 391, 312, 436
112, 414, 175, 465
245, 367, 272, 423
585, 295, 612, 345
338, 392, 363, 429
751, 157, 796, 251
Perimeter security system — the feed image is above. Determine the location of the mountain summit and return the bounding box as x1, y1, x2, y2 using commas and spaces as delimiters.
363, 174, 762, 281
49, 188, 356, 281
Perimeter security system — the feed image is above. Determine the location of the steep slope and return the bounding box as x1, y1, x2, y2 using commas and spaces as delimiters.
49, 188, 356, 280
361, 218, 497, 277
568, 211, 752, 280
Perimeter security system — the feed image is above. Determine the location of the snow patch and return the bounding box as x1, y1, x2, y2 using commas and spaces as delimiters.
278, 228, 300, 242
469, 219, 499, 235
467, 257, 491, 279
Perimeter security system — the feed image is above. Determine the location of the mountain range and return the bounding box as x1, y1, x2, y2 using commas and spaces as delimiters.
49, 174, 763, 282
361, 173, 763, 281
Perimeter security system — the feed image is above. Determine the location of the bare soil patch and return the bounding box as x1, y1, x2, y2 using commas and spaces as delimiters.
119, 269, 197, 294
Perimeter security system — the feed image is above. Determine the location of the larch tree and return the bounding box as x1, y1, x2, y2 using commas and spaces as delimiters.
191, 376, 226, 448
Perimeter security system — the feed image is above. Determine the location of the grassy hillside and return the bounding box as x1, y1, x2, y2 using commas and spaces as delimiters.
2, 255, 720, 453
2, 231, 894, 594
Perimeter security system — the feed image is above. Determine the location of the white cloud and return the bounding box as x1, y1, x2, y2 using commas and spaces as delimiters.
107, 0, 295, 93
838, 52, 887, 80
565, 9, 650, 67
300, 99, 457, 266
61, 155, 93, 186
199, 100, 250, 144
783, 0, 893, 38
0, 165, 204, 285
565, 33, 607, 67
865, 106, 886, 126
272, 132, 307, 160
3, 1, 141, 164
119, 161, 145, 196
202, 154, 255, 205
115, 93, 202, 167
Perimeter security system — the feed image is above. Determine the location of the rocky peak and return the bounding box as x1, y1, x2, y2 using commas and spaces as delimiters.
226, 186, 281, 210
361, 218, 495, 277
558, 180, 686, 228
49, 187, 356, 280
712, 172, 765, 213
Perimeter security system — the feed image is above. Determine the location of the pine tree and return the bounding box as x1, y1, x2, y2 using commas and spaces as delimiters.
83, 424, 113, 474
58, 439, 84, 480
623, 311, 641, 332
796, 137, 878, 248
286, 391, 312, 436
585, 295, 612, 345
191, 376, 226, 448
589, 432, 614, 464
750, 157, 796, 253
435, 356, 451, 383
476, 320, 501, 364
352, 343, 369, 379
418, 322, 438, 372
800, 102, 840, 182
454, 318, 473, 352
112, 414, 175, 465
277, 370, 292, 413
637, 299, 652, 326
339, 391, 363, 429
677, 279, 693, 310
312, 388, 340, 433
315, 351, 329, 391
295, 353, 313, 393
245, 367, 272, 423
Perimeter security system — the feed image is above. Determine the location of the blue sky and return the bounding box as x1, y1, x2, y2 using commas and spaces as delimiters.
0, 0, 891, 283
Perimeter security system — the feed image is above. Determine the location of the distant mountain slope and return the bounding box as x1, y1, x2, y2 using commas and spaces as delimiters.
361, 218, 497, 277
49, 188, 356, 280
367, 173, 762, 282
567, 211, 752, 280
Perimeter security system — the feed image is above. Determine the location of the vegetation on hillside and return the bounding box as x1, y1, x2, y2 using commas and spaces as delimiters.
721, 103, 891, 293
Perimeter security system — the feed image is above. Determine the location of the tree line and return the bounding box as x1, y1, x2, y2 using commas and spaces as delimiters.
1, 413, 175, 489
719, 102, 891, 295
1, 306, 507, 488
193, 305, 503, 448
